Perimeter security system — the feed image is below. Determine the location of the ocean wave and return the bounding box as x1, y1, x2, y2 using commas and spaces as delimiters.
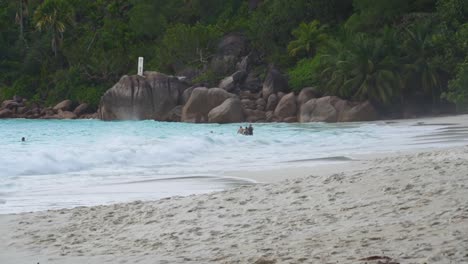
0, 120, 452, 179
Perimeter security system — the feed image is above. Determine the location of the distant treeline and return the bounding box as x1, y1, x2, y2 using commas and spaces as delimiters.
0, 0, 467, 111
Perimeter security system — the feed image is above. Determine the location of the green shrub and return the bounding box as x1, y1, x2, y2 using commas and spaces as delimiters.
0, 76, 37, 100
442, 60, 468, 111
192, 70, 221, 87
287, 57, 321, 92
156, 23, 223, 72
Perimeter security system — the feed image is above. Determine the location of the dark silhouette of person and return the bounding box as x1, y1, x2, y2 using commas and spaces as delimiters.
21, 137, 25, 142
248, 124, 254, 136
243, 126, 249, 135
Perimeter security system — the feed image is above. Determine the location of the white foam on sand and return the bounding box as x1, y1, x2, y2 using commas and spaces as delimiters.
1, 145, 467, 263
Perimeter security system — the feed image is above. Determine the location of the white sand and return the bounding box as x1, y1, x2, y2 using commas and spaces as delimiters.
1, 144, 468, 264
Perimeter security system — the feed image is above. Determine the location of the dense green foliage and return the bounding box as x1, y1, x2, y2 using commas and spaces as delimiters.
0, 0, 467, 111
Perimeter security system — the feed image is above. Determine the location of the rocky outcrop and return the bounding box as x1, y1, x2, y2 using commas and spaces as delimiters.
53, 100, 73, 112
300, 98, 337, 122
262, 68, 289, 100
99, 72, 189, 121
0, 95, 95, 120
167, 105, 183, 122
219, 76, 236, 92
182, 87, 195, 105
299, 96, 378, 123
283, 116, 298, 123
297, 87, 319, 107
219, 70, 247, 93
217, 33, 249, 58
340, 101, 378, 122
274, 92, 297, 121
57, 110, 77, 119
182, 87, 236, 123
208, 98, 245, 123
266, 94, 279, 111
73, 103, 89, 116
241, 99, 256, 110
2, 100, 21, 110
245, 109, 266, 122
0, 109, 13, 118
209, 33, 249, 77
256, 98, 266, 111
239, 90, 260, 101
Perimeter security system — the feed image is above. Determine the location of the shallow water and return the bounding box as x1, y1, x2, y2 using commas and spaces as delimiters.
0, 118, 466, 213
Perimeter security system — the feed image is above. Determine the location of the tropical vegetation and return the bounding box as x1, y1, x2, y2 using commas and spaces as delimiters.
0, 0, 467, 112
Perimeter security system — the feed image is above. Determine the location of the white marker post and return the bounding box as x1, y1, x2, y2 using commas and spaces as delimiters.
138, 57, 144, 76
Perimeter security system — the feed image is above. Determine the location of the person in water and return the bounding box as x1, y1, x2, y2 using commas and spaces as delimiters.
237, 125, 254, 136
21, 137, 25, 142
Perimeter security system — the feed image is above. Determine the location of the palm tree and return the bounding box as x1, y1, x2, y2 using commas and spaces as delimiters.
321, 32, 402, 105
287, 20, 328, 58
33, 0, 73, 57
402, 21, 441, 105
15, 0, 29, 46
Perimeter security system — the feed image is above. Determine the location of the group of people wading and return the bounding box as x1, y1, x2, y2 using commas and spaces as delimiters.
237, 124, 254, 136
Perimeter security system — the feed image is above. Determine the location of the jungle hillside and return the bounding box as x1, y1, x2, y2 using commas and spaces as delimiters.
0, 0, 467, 114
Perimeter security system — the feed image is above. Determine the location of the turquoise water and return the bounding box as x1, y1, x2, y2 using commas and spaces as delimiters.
0, 119, 466, 213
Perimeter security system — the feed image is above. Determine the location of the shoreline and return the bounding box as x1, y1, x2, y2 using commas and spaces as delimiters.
1, 145, 468, 263
1, 112, 467, 123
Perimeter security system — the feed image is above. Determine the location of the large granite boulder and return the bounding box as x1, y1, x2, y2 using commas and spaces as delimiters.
241, 99, 256, 110
53, 100, 73, 112
182, 87, 195, 105
0, 109, 13, 118
208, 98, 245, 123
262, 68, 288, 100
244, 109, 266, 122
219, 70, 247, 93
284, 116, 298, 123
265, 111, 275, 122
297, 87, 320, 106
99, 72, 189, 121
274, 92, 297, 120
167, 105, 183, 122
299, 97, 337, 122
299, 96, 377, 123
57, 110, 77, 119
2, 100, 21, 110
41, 107, 55, 117
266, 94, 279, 111
219, 76, 236, 92
239, 90, 259, 100
256, 98, 266, 111
207, 33, 249, 77
182, 87, 235, 123
232, 70, 247, 83
242, 72, 263, 93
217, 33, 249, 58
73, 103, 89, 116
236, 51, 262, 72
340, 101, 378, 122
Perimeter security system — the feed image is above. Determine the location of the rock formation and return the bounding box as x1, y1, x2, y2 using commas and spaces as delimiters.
182, 87, 236, 123
98, 72, 189, 121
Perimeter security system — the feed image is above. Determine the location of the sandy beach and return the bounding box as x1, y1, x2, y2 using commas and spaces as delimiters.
1, 140, 468, 263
